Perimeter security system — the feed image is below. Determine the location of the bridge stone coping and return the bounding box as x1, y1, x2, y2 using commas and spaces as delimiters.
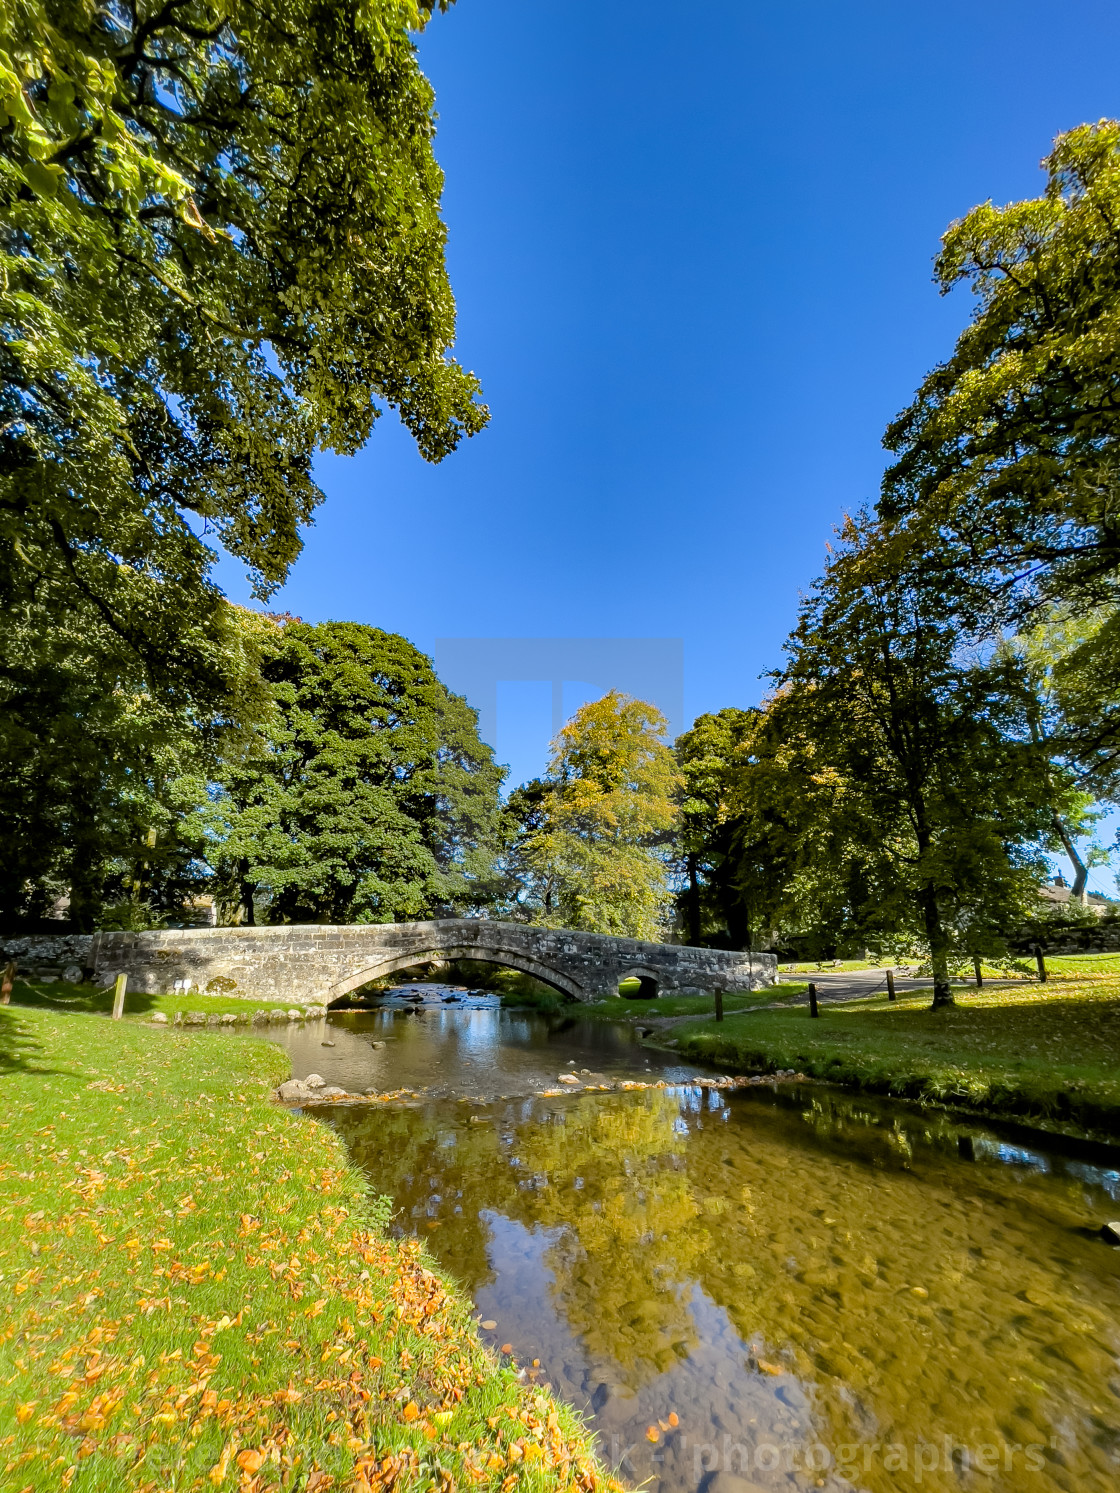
89, 920, 775, 1005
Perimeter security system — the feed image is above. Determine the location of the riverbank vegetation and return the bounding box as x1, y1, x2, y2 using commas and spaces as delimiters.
671, 977, 1120, 1137
0, 1007, 616, 1491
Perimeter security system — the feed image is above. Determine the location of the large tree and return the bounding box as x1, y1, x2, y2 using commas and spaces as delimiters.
0, 599, 269, 928
880, 121, 1120, 796
776, 517, 1054, 1006
675, 707, 793, 950
207, 621, 504, 924
0, 0, 486, 924
514, 691, 680, 941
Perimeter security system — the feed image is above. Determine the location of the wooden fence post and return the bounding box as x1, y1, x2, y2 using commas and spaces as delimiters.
808, 982, 819, 1018
886, 969, 896, 1002
715, 989, 724, 1022
973, 954, 983, 988
111, 973, 128, 1020
1035, 944, 1047, 984
0, 961, 15, 1005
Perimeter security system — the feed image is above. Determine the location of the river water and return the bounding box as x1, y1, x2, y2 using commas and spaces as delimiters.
267, 986, 1120, 1493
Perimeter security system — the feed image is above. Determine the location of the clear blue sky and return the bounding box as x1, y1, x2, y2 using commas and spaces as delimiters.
220, 0, 1120, 878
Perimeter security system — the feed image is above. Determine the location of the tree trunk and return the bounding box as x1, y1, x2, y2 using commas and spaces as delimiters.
919, 886, 954, 1008
1051, 813, 1088, 905
685, 853, 701, 945
239, 863, 256, 926
68, 787, 102, 933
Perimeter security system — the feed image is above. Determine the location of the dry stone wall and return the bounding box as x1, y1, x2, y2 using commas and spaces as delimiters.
0, 932, 94, 983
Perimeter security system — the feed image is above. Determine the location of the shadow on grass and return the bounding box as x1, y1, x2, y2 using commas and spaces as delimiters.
10, 979, 161, 1017
0, 1005, 68, 1078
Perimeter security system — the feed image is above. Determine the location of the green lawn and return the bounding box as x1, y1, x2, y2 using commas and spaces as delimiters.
580, 984, 806, 1022
0, 1006, 615, 1492
672, 979, 1120, 1137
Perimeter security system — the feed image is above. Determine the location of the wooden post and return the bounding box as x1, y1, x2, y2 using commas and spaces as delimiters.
1035, 944, 1047, 984
886, 969, 896, 1002
111, 973, 128, 1020
808, 982, 819, 1018
715, 989, 724, 1022
973, 953, 983, 988
0, 961, 15, 1005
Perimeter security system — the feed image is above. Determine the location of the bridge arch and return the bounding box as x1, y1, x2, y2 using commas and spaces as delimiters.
617, 965, 661, 999
323, 943, 586, 1006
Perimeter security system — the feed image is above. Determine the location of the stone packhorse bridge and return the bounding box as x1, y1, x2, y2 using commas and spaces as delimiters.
89, 920, 775, 1006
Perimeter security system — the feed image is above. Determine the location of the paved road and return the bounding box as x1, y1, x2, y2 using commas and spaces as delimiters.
774, 968, 1008, 1004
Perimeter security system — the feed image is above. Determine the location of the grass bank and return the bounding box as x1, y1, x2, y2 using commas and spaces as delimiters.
0, 1006, 616, 1492
8, 977, 316, 1022
671, 979, 1120, 1138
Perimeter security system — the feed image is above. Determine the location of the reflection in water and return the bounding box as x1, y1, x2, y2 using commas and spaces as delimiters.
298, 998, 1120, 1492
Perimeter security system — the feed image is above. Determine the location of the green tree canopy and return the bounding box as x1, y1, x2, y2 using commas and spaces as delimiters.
2, 0, 485, 620
0, 598, 269, 929
209, 620, 504, 924
674, 705, 800, 951
1, 0, 486, 928
882, 121, 1120, 602
514, 691, 681, 940
774, 517, 1054, 1005
880, 121, 1120, 797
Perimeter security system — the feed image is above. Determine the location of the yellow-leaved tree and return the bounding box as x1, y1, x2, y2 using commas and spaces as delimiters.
517, 691, 681, 939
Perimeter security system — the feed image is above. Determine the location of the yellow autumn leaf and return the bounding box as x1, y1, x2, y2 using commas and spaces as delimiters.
15, 1402, 36, 1424
208, 1443, 233, 1484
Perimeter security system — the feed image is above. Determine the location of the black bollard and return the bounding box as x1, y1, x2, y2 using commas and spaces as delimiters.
973, 953, 983, 988
808, 982, 819, 1018
1035, 944, 1047, 983
715, 989, 724, 1022
886, 968, 896, 1002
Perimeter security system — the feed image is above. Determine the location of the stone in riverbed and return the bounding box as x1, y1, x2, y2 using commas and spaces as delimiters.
304, 1073, 326, 1088
278, 1079, 310, 1102
702, 1474, 770, 1493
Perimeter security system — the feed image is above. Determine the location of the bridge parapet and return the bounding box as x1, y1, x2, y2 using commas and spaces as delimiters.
90, 920, 775, 1005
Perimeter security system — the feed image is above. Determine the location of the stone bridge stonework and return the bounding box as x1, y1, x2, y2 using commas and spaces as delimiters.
89, 920, 775, 1005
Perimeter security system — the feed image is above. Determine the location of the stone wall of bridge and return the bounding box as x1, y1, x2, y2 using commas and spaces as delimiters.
84, 920, 775, 1005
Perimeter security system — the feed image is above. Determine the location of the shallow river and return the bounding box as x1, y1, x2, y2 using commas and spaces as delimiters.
269, 986, 1120, 1493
